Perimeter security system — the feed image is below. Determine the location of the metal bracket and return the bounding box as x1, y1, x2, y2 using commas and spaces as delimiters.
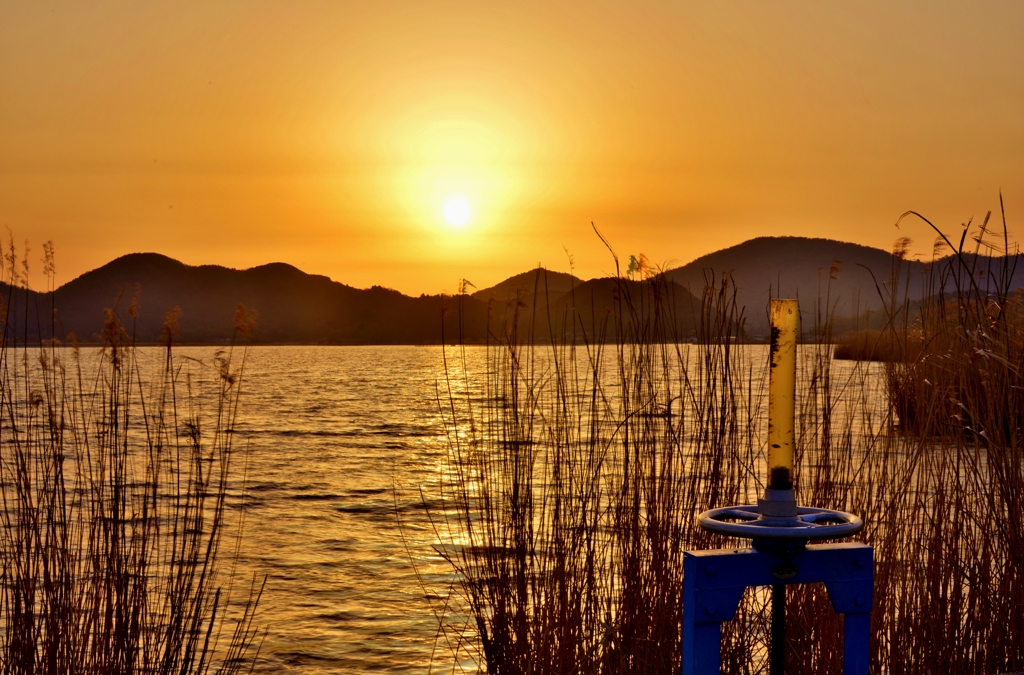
682, 542, 873, 675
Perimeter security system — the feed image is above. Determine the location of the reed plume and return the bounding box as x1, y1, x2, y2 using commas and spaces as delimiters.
433, 205, 1024, 675
0, 242, 264, 674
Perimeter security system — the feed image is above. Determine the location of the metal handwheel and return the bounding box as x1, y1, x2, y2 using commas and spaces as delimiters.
697, 504, 864, 540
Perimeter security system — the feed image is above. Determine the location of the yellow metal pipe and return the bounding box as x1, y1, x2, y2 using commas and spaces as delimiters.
768, 299, 798, 490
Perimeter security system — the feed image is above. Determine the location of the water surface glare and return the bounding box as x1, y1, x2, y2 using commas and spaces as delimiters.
120, 343, 884, 674
220, 346, 471, 674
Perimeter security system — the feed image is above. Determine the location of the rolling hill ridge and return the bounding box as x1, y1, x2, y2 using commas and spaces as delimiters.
4, 237, 1020, 344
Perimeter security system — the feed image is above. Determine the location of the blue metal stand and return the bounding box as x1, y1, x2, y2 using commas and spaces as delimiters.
682, 542, 873, 675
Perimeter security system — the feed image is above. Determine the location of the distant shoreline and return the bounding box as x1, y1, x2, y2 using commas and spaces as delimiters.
8, 238, 1022, 346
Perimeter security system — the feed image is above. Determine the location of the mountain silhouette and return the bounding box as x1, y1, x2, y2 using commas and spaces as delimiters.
2, 238, 1020, 344
663, 236, 1024, 335
6, 253, 488, 344
470, 267, 702, 341
471, 267, 583, 306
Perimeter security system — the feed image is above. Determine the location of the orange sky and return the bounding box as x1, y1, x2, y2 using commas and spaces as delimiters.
2, 1, 1022, 295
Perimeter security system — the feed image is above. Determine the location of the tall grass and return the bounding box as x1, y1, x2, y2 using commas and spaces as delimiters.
865, 205, 1023, 674
434, 208, 1023, 674
434, 271, 770, 674
0, 245, 263, 674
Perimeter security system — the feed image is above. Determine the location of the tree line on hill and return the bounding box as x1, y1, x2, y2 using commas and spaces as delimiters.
3, 236, 1020, 345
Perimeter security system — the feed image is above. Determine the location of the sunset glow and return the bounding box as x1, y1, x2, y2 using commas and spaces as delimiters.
443, 196, 471, 227
0, 5, 1021, 674
0, 2, 1021, 294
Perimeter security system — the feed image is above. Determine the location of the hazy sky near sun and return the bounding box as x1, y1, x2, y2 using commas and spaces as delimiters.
2, 1, 1022, 294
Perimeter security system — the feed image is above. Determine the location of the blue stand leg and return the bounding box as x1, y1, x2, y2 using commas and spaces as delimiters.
842, 612, 870, 675
681, 543, 873, 675
693, 623, 721, 675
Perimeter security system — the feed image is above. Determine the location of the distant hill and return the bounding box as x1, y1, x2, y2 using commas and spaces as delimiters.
5, 253, 489, 344
665, 237, 904, 319
534, 276, 701, 340
471, 268, 702, 340
471, 267, 582, 307
663, 236, 1024, 335
3, 238, 1020, 344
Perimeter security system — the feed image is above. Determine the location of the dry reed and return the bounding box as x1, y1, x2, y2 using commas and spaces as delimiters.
432, 206, 1023, 675
0, 243, 264, 674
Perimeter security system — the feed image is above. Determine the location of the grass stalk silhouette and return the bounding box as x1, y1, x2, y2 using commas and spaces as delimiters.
433, 211, 1023, 675
0, 243, 264, 674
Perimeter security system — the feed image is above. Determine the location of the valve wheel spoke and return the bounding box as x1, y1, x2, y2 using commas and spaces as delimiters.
697, 505, 864, 540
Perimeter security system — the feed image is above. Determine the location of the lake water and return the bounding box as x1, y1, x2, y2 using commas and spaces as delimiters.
129, 344, 884, 675
201, 345, 475, 674
6, 343, 474, 674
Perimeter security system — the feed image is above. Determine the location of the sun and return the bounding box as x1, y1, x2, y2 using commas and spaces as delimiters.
442, 195, 471, 227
